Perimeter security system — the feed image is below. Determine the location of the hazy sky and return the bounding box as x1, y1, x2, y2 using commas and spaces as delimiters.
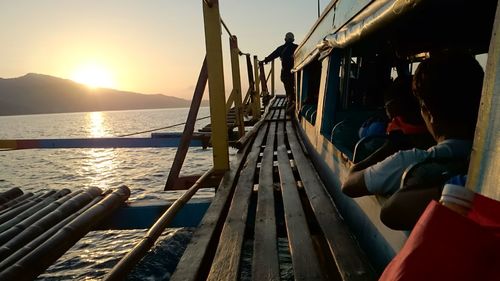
0, 0, 331, 99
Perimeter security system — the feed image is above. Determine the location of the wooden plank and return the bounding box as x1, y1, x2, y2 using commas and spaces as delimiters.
271, 97, 279, 108
285, 122, 376, 281
279, 97, 285, 108
252, 121, 280, 281
277, 121, 324, 280
265, 106, 277, 121
170, 124, 263, 281
206, 123, 270, 281
278, 107, 285, 121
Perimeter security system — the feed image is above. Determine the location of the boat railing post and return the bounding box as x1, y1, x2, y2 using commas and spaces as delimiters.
253, 55, 261, 119
271, 60, 275, 97
244, 54, 255, 116
229, 35, 245, 138
259, 61, 270, 107
202, 0, 229, 171
467, 0, 500, 200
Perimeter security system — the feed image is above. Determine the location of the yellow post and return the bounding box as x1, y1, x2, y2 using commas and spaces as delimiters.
202, 0, 229, 171
253, 55, 261, 119
271, 60, 275, 97
230, 35, 245, 137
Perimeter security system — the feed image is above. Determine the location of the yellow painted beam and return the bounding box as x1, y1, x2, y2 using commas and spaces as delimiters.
202, 0, 229, 171
229, 35, 245, 137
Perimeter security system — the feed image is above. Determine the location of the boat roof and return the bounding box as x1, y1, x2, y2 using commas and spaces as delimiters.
294, 0, 497, 70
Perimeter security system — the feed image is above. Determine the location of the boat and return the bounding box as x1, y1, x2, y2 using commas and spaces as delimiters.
291, 0, 499, 273
0, 0, 499, 279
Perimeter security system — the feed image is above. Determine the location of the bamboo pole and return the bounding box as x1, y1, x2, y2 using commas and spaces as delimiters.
0, 189, 70, 227
0, 193, 34, 213
0, 190, 90, 259
0, 188, 23, 205
0, 186, 130, 281
0, 188, 97, 245
0, 192, 108, 270
0, 190, 56, 224
104, 169, 215, 281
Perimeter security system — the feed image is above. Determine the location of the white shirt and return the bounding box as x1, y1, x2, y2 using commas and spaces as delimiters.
364, 139, 472, 195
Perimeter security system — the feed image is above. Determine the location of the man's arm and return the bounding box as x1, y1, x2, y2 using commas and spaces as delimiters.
341, 164, 371, 197
263, 45, 283, 63
342, 140, 401, 197
354, 140, 397, 171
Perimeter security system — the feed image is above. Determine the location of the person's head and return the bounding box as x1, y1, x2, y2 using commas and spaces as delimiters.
384, 75, 423, 124
285, 32, 294, 43
413, 52, 484, 141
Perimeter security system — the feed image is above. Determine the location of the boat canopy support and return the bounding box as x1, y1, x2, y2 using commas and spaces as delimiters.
467, 1, 500, 200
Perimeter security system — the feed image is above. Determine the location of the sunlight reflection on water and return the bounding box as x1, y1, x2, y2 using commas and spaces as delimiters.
0, 108, 216, 280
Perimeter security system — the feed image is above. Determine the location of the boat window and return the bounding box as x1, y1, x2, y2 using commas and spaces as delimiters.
320, 51, 342, 137
341, 54, 390, 111
299, 59, 322, 125
325, 51, 392, 158
295, 71, 302, 107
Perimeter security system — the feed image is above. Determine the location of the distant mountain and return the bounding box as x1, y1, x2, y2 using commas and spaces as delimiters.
0, 73, 201, 116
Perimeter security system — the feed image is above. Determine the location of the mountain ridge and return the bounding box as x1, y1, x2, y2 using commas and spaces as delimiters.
0, 73, 201, 116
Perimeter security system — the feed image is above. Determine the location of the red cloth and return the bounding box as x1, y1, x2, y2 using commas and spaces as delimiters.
379, 194, 500, 281
386, 116, 428, 135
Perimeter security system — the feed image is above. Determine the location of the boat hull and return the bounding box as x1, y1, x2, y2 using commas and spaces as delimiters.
295, 118, 406, 273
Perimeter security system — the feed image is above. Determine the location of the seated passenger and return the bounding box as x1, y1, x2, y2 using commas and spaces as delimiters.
355, 76, 434, 164
342, 52, 484, 197
380, 160, 469, 230
358, 115, 387, 139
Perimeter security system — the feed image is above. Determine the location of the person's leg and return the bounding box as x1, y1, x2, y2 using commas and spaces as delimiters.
281, 74, 294, 101
281, 73, 295, 114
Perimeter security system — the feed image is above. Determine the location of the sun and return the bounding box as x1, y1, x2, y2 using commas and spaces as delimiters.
71, 63, 116, 89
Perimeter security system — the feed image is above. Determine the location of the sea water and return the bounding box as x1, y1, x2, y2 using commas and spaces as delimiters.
0, 107, 217, 280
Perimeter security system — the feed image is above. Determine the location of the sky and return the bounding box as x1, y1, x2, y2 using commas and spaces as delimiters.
0, 0, 331, 99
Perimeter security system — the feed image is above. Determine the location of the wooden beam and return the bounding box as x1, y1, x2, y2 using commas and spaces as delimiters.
206, 123, 269, 281
165, 58, 208, 190
203, 0, 229, 171
252, 121, 280, 281
277, 121, 324, 280
286, 122, 376, 280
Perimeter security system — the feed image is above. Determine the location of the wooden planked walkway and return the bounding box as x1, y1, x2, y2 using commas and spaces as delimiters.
171, 96, 375, 281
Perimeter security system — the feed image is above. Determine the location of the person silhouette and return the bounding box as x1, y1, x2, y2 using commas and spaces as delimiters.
262, 32, 298, 108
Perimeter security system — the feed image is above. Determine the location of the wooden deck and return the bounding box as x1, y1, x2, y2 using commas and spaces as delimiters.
171, 96, 376, 281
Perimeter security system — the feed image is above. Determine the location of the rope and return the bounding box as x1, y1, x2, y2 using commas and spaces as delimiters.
220, 19, 233, 37
117, 116, 211, 137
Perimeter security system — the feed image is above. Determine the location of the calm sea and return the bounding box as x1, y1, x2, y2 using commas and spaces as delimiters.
0, 107, 221, 280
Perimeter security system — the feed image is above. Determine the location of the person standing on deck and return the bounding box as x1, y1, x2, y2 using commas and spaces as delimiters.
261, 32, 298, 110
